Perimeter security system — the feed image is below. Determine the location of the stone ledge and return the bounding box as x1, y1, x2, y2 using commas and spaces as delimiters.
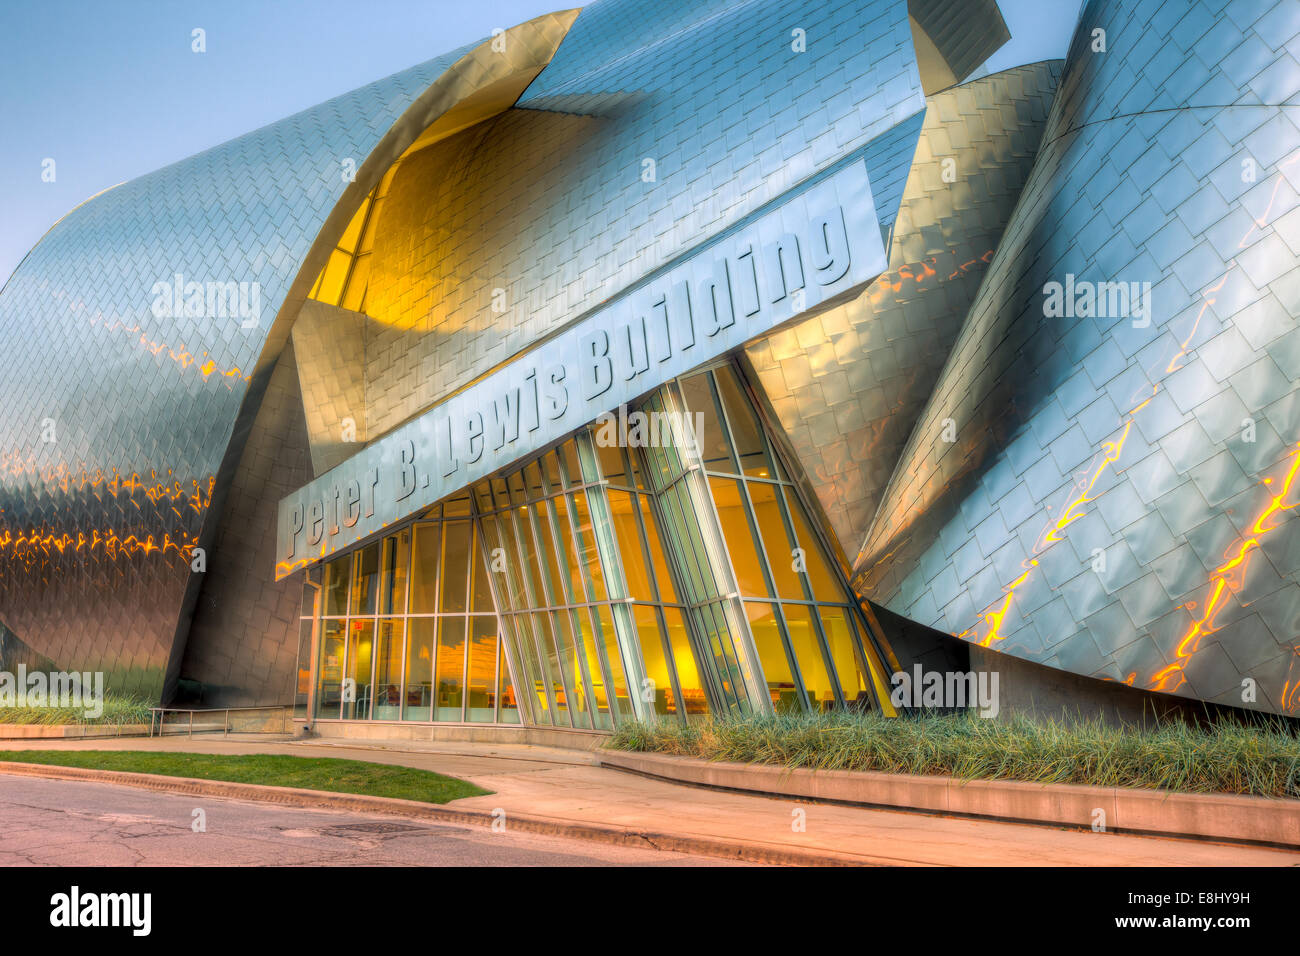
0, 723, 150, 740
599, 750, 1300, 849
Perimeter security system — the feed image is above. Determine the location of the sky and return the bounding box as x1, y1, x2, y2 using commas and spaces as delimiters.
0, 0, 1085, 286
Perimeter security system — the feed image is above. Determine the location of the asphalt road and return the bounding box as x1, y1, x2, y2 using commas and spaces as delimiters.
0, 775, 736, 866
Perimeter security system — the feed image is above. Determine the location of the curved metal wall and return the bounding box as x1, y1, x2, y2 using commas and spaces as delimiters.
326, 0, 934, 443
0, 29, 540, 697
857, 0, 1300, 714
746, 61, 1062, 555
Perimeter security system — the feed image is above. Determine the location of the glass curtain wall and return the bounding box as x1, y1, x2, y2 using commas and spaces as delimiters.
470, 434, 670, 733
307, 497, 519, 724
634, 386, 766, 716
303, 358, 885, 727
664, 363, 891, 713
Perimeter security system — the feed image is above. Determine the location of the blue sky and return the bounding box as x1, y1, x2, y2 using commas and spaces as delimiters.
0, 0, 1084, 285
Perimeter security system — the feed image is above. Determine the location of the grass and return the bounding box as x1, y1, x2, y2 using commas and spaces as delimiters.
607, 711, 1300, 799
0, 751, 490, 804
0, 693, 153, 725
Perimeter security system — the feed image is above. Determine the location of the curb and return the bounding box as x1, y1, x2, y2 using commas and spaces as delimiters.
0, 761, 893, 867
0, 724, 151, 740
598, 750, 1300, 850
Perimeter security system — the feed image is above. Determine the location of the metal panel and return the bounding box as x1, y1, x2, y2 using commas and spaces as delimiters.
855, 0, 1300, 715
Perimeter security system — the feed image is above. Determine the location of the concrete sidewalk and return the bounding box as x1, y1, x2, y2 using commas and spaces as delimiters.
2, 734, 1297, 866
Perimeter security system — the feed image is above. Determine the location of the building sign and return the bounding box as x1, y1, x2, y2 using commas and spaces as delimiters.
275, 159, 886, 577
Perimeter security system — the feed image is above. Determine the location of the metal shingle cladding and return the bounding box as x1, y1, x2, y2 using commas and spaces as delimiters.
856, 0, 1300, 715
0, 40, 479, 696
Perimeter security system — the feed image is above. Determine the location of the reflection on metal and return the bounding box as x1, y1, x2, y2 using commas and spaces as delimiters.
907, 0, 1010, 94
746, 62, 1062, 555
293, 0, 926, 445
276, 160, 888, 571
856, 0, 1300, 715
0, 12, 578, 700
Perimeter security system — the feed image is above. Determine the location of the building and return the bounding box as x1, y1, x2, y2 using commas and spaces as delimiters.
1, 0, 1297, 737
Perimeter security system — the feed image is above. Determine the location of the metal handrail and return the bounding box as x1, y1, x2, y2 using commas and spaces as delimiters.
148, 705, 292, 738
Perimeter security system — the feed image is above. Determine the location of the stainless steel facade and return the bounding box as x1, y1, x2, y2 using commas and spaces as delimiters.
857, 0, 1300, 715
4, 0, 1295, 720
0, 13, 578, 702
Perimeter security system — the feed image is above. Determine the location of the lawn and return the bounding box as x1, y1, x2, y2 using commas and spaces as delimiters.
608, 711, 1300, 799
0, 750, 490, 804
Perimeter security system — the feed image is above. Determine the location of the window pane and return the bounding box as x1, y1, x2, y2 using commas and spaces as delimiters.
466, 617, 498, 722
714, 364, 774, 478
550, 495, 585, 602
373, 619, 404, 720
440, 520, 470, 613
694, 603, 739, 710
541, 450, 563, 492
473, 479, 494, 513
517, 510, 546, 606
497, 642, 520, 724
639, 495, 677, 602
568, 493, 607, 601
317, 248, 351, 305
572, 609, 611, 725
660, 482, 706, 601
378, 531, 409, 615
594, 604, 631, 719
710, 477, 769, 597
678, 372, 734, 472
507, 615, 551, 721
558, 440, 583, 486
745, 602, 800, 713
470, 526, 494, 612
523, 461, 545, 501
295, 619, 313, 717
783, 605, 836, 712
634, 605, 675, 716
532, 502, 566, 604
409, 523, 440, 613
343, 619, 374, 719
551, 610, 591, 729
662, 606, 707, 718
315, 620, 345, 717
350, 543, 380, 616
323, 555, 351, 616
532, 612, 569, 721
609, 490, 653, 601
403, 619, 434, 721
820, 607, 870, 708
337, 197, 368, 253
594, 434, 627, 485
300, 574, 318, 618
436, 618, 466, 720
748, 482, 803, 599
784, 487, 843, 602
488, 512, 526, 603
341, 254, 370, 312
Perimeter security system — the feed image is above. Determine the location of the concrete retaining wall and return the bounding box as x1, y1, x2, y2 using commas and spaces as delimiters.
600, 750, 1300, 849
308, 719, 610, 751
0, 723, 150, 740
